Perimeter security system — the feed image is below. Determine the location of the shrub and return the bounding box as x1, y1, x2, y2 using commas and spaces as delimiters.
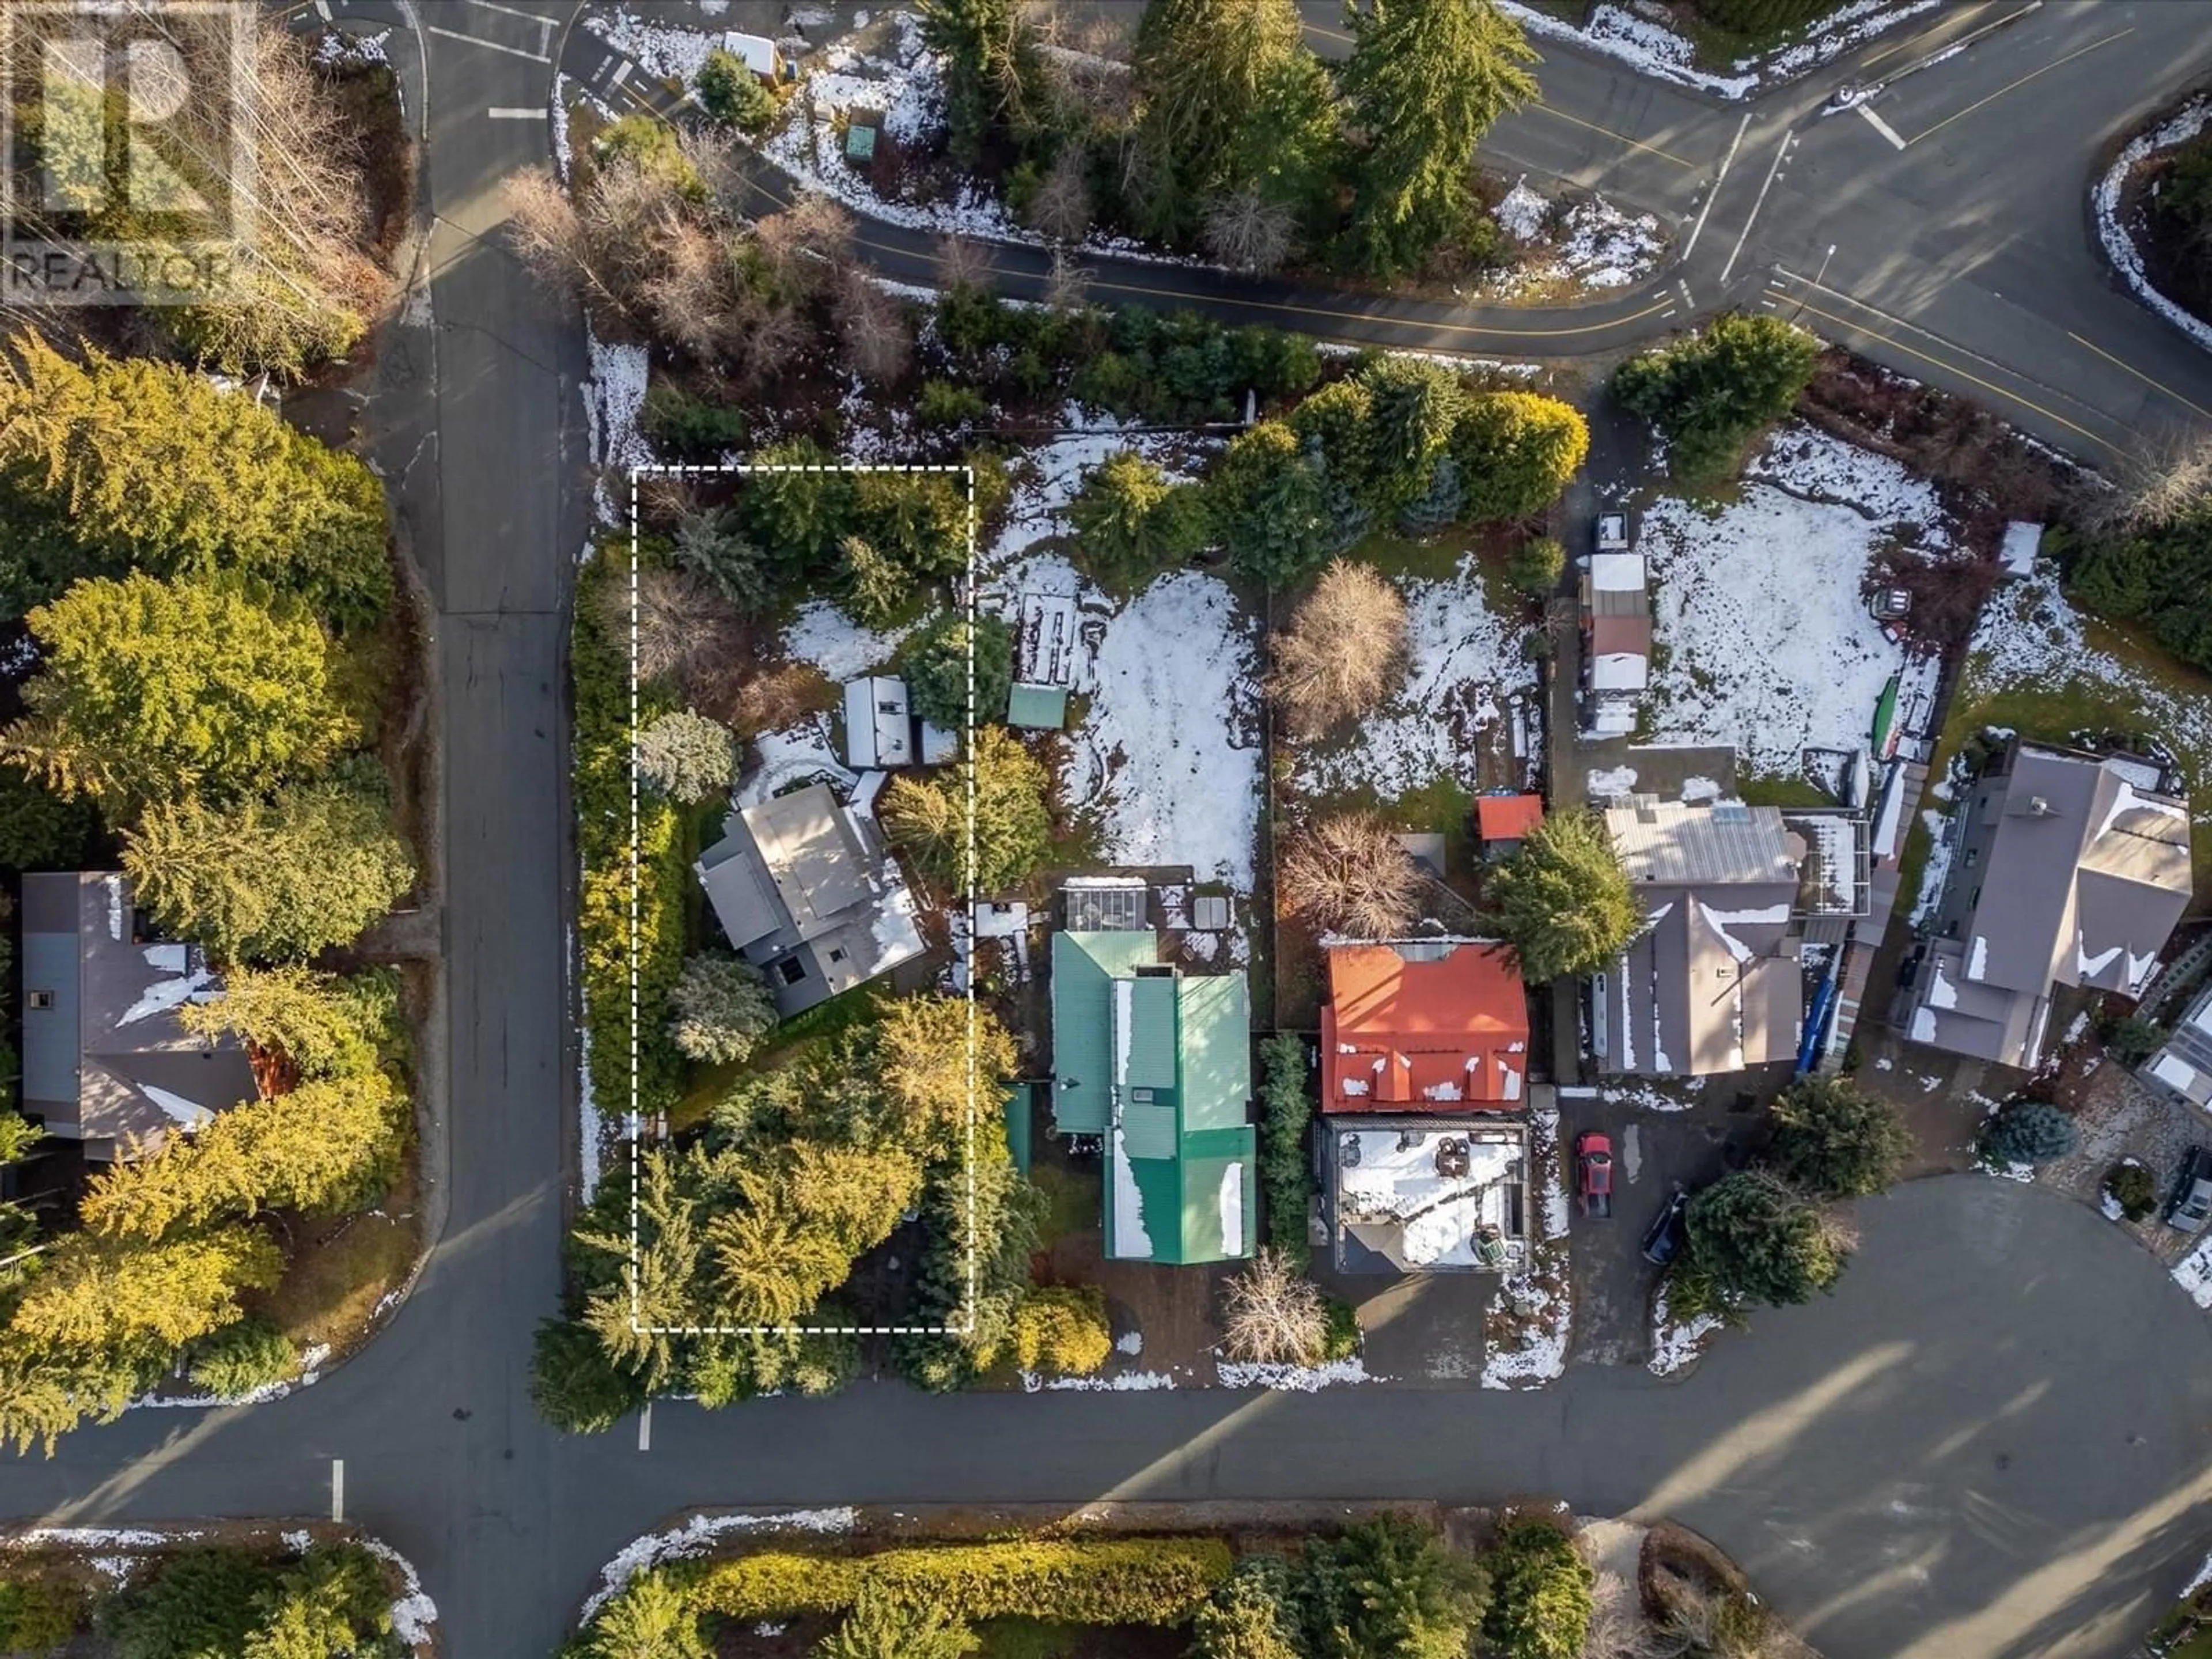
880, 726, 1051, 896
2106, 1160, 2157, 1223
1480, 1520, 1593, 1659
1320, 1294, 1361, 1363
667, 953, 778, 1065
96, 1547, 266, 1659
1453, 392, 1588, 524
1684, 1169, 1846, 1309
1219, 1249, 1328, 1367
581, 1569, 711, 1659
1256, 1034, 1315, 1267
1069, 451, 1211, 586
687, 1539, 1233, 1626
698, 46, 777, 133
1278, 812, 1423, 937
1612, 313, 1817, 482
905, 610, 1014, 729
595, 114, 705, 200
1013, 1286, 1112, 1377
185, 1316, 299, 1398
1764, 1075, 1912, 1199
1504, 536, 1567, 598
1270, 560, 1408, 741
1190, 1556, 1302, 1659
916, 379, 991, 430
1301, 1516, 1487, 1659
640, 383, 748, 461
1979, 1099, 2078, 1166
2104, 1014, 2165, 1066
636, 710, 737, 805
531, 1316, 649, 1435
816, 1582, 978, 1659
0, 1573, 86, 1652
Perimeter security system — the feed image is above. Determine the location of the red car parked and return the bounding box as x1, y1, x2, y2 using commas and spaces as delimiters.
1575, 1130, 1614, 1219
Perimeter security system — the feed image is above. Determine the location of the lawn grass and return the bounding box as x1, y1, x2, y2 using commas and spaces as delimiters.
1031, 1159, 1101, 1249
259, 1161, 421, 1355
1737, 770, 1830, 808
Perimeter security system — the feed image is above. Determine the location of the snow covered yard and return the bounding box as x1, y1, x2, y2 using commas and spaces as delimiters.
1294, 551, 1536, 803
1640, 424, 1942, 775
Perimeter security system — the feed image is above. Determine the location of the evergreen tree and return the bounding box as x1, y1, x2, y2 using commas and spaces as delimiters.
8, 1228, 282, 1352
176, 967, 389, 1082
1978, 1099, 2079, 1166
636, 710, 737, 805
1069, 450, 1212, 585
672, 510, 775, 613
1505, 536, 1568, 597
185, 1315, 299, 1399
1480, 1521, 1594, 1659
530, 1315, 647, 1435
1210, 422, 1331, 587
666, 952, 778, 1066
5, 574, 354, 815
96, 1546, 267, 1659
1339, 0, 1538, 280
892, 1130, 1041, 1390
79, 1075, 403, 1238
0, 767, 97, 870
1302, 1516, 1487, 1659
1684, 1169, 1846, 1308
1766, 1075, 1912, 1199
838, 535, 912, 630
0, 337, 391, 627
571, 1148, 703, 1393
1484, 808, 1641, 982
0, 1347, 139, 1457
698, 46, 777, 134
735, 442, 857, 578
1129, 0, 1306, 244
1191, 1555, 1304, 1659
585, 1571, 711, 1659
1221, 52, 1346, 257
1453, 392, 1589, 523
1611, 313, 1819, 480
816, 1582, 978, 1659
1358, 357, 1465, 512
875, 995, 1021, 1161
917, 0, 1050, 167
879, 726, 1051, 895
241, 1544, 395, 1659
904, 611, 1014, 729
1287, 380, 1380, 511
123, 776, 415, 963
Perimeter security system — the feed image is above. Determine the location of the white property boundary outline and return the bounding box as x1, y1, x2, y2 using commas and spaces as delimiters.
627, 462, 979, 1336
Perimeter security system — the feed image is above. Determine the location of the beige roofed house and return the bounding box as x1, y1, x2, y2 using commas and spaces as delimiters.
1903, 744, 2192, 1070
1596, 799, 1810, 1078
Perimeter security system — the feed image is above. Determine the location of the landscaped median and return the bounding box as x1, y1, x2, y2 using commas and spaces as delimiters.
563, 1502, 1815, 1659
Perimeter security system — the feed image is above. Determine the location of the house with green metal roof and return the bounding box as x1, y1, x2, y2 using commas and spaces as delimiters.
1050, 931, 1256, 1264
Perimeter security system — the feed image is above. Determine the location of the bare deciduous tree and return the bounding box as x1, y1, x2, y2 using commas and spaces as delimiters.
1218, 1249, 1328, 1366
836, 270, 915, 385
1271, 560, 1409, 740
603, 565, 743, 692
936, 232, 994, 293
752, 195, 853, 300
638, 219, 748, 363
1580, 1571, 1665, 1659
2080, 425, 2212, 535
1043, 248, 1091, 314
1278, 813, 1423, 938
1027, 145, 1094, 244
1202, 185, 1298, 276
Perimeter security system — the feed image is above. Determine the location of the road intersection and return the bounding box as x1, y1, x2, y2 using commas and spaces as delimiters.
16, 5, 2212, 1656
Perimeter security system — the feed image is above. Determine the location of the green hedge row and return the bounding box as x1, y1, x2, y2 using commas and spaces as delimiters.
683, 1537, 1233, 1626
575, 544, 690, 1118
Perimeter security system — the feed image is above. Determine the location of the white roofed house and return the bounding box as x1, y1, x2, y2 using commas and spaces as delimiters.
17, 872, 263, 1162
1580, 550, 1650, 735
2141, 982, 2212, 1112
1900, 742, 2192, 1072
840, 676, 957, 772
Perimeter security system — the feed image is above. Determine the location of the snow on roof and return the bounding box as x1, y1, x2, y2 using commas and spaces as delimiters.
1590, 551, 1645, 592
1592, 651, 1649, 690
2153, 1052, 2201, 1091
1588, 765, 1638, 798
140, 1085, 213, 1130
2096, 778, 2189, 843
724, 30, 778, 73
1217, 1161, 1244, 1257
2192, 995, 2212, 1039
1910, 1005, 1938, 1043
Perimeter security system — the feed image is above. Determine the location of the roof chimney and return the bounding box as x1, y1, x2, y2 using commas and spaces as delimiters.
2027, 795, 2051, 817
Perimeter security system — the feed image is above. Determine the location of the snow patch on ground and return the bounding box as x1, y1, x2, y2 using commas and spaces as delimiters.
2094, 96, 2212, 357
2176, 1234, 2212, 1310
358, 1539, 438, 1649
1215, 1355, 1377, 1391
582, 1510, 858, 1620
1641, 426, 1934, 771
1649, 1280, 1725, 1377
1024, 1369, 1177, 1391
1082, 571, 1260, 888
585, 333, 651, 529
781, 600, 913, 680
1480, 1278, 1567, 1389
1487, 181, 1664, 295
1296, 554, 1532, 801
1499, 0, 1937, 101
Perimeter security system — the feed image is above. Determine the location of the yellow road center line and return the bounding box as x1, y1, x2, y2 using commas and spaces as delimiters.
1784, 291, 2117, 453
1528, 104, 1699, 170
2065, 329, 2212, 422
1082, 276, 1679, 340
1905, 26, 2134, 146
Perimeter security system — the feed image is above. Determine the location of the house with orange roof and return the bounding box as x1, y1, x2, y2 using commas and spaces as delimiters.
1320, 940, 1531, 1112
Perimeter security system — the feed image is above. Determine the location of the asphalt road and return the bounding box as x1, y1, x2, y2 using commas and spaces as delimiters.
14, 5, 2212, 1658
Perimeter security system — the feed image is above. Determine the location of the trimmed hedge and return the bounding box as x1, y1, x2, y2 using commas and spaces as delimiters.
685, 1538, 1233, 1626
576, 544, 690, 1118
1257, 1034, 1315, 1269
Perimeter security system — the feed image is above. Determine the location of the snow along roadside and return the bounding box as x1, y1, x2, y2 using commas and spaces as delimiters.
2092, 96, 2212, 357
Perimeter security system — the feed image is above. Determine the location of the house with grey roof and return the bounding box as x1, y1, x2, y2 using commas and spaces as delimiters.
841, 676, 957, 771
18, 872, 260, 1162
1593, 798, 1820, 1077
1901, 743, 2192, 1071
695, 782, 926, 1017
2141, 981, 2212, 1112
